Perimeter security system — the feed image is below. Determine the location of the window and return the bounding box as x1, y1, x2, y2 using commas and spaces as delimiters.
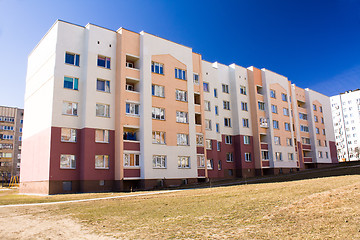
317, 139, 322, 146
226, 153, 233, 162
224, 118, 232, 127
243, 118, 249, 128
197, 155, 205, 168
205, 139, 212, 149
217, 141, 221, 151
152, 131, 166, 144
95, 129, 109, 143
64, 76, 79, 90
318, 151, 323, 158
205, 119, 212, 130
300, 125, 309, 132
126, 62, 134, 68
60, 154, 76, 169
2, 135, 13, 140
281, 93, 287, 102
175, 68, 186, 80
222, 84, 229, 93
245, 153, 251, 162
286, 138, 292, 146
152, 107, 165, 120
273, 120, 279, 129
19, 136, 22, 141
95, 155, 109, 169
125, 103, 139, 116
218, 160, 222, 170
258, 101, 265, 111
270, 89, 276, 98
320, 106, 323, 112
271, 105, 278, 114
153, 155, 166, 168
216, 123, 220, 133
314, 115, 318, 122
203, 82, 209, 92
283, 108, 289, 116
96, 103, 110, 117
302, 137, 310, 144
215, 105, 219, 115
97, 79, 110, 93
321, 117, 324, 124
214, 88, 218, 97
299, 113, 308, 120
288, 153, 294, 160
152, 85, 165, 97
223, 101, 230, 110
322, 129, 326, 135
275, 152, 282, 161
260, 118, 268, 128
123, 153, 139, 167
65, 52, 79, 66
204, 101, 211, 111
97, 55, 111, 69
261, 151, 269, 160
152, 62, 164, 74
207, 159, 213, 169
316, 127, 320, 134
325, 152, 329, 158
178, 156, 190, 168
176, 89, 187, 102
193, 73, 199, 84
225, 135, 232, 144
240, 86, 247, 95
196, 134, 203, 146
62, 101, 78, 116
313, 104, 317, 111
244, 135, 250, 144
61, 128, 76, 142
176, 111, 188, 123
177, 133, 189, 146
241, 102, 248, 111
324, 140, 327, 147
274, 136, 281, 145
284, 122, 290, 131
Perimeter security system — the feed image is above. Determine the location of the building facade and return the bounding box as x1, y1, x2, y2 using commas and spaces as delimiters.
330, 89, 360, 161
0, 106, 23, 180
20, 20, 338, 194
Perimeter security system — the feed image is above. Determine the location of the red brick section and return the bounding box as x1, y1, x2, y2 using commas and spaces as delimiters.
302, 144, 311, 150
124, 169, 140, 178
206, 134, 255, 179
329, 141, 339, 163
197, 169, 205, 177
49, 127, 115, 181
124, 141, 140, 151
196, 147, 204, 154
262, 161, 270, 167
260, 143, 268, 150
297, 141, 305, 169
304, 157, 312, 163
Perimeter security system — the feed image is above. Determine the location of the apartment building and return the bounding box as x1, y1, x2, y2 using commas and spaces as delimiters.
330, 89, 360, 161
0, 106, 23, 179
20, 20, 338, 194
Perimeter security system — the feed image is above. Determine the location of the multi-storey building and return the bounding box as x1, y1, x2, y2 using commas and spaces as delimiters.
330, 89, 360, 161
20, 20, 338, 194
0, 106, 23, 180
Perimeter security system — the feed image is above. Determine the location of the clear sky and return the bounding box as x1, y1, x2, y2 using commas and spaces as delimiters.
0, 0, 359, 108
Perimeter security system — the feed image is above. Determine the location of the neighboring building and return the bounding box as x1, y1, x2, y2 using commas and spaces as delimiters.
330, 89, 360, 161
20, 20, 338, 194
0, 106, 23, 180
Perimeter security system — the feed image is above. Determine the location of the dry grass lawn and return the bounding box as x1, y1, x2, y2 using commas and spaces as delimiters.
0, 175, 360, 239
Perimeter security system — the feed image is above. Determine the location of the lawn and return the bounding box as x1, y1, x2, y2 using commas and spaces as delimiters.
56, 175, 360, 239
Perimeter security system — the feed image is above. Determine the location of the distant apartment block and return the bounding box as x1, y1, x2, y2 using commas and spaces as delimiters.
0, 106, 23, 179
20, 20, 338, 194
331, 89, 360, 161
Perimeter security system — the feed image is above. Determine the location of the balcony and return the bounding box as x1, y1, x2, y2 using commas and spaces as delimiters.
302, 144, 311, 151
262, 160, 270, 167
304, 157, 313, 163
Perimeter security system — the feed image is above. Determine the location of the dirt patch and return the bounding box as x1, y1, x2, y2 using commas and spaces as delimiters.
0, 206, 114, 240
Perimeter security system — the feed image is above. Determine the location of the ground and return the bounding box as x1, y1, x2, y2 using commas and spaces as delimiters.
0, 174, 359, 239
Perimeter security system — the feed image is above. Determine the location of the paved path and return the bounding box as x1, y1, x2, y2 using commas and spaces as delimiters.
0, 189, 182, 208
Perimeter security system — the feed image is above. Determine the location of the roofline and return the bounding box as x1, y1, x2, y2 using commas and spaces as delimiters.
140, 31, 192, 50
261, 68, 288, 79
85, 23, 116, 33
117, 27, 140, 35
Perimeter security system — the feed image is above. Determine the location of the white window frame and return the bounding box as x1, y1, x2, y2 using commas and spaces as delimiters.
177, 133, 189, 146
95, 129, 109, 143
62, 101, 78, 116
178, 156, 190, 168
95, 155, 110, 169
153, 155, 166, 168
61, 128, 77, 142
123, 153, 139, 167
176, 111, 188, 123
60, 154, 76, 169
226, 152, 233, 162
244, 153, 251, 162
152, 107, 165, 120
96, 103, 110, 118
97, 79, 110, 93
152, 84, 165, 98
176, 89, 187, 102
244, 135, 250, 145
152, 131, 166, 144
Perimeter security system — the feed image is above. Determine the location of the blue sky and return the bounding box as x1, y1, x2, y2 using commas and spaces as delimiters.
0, 0, 359, 108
